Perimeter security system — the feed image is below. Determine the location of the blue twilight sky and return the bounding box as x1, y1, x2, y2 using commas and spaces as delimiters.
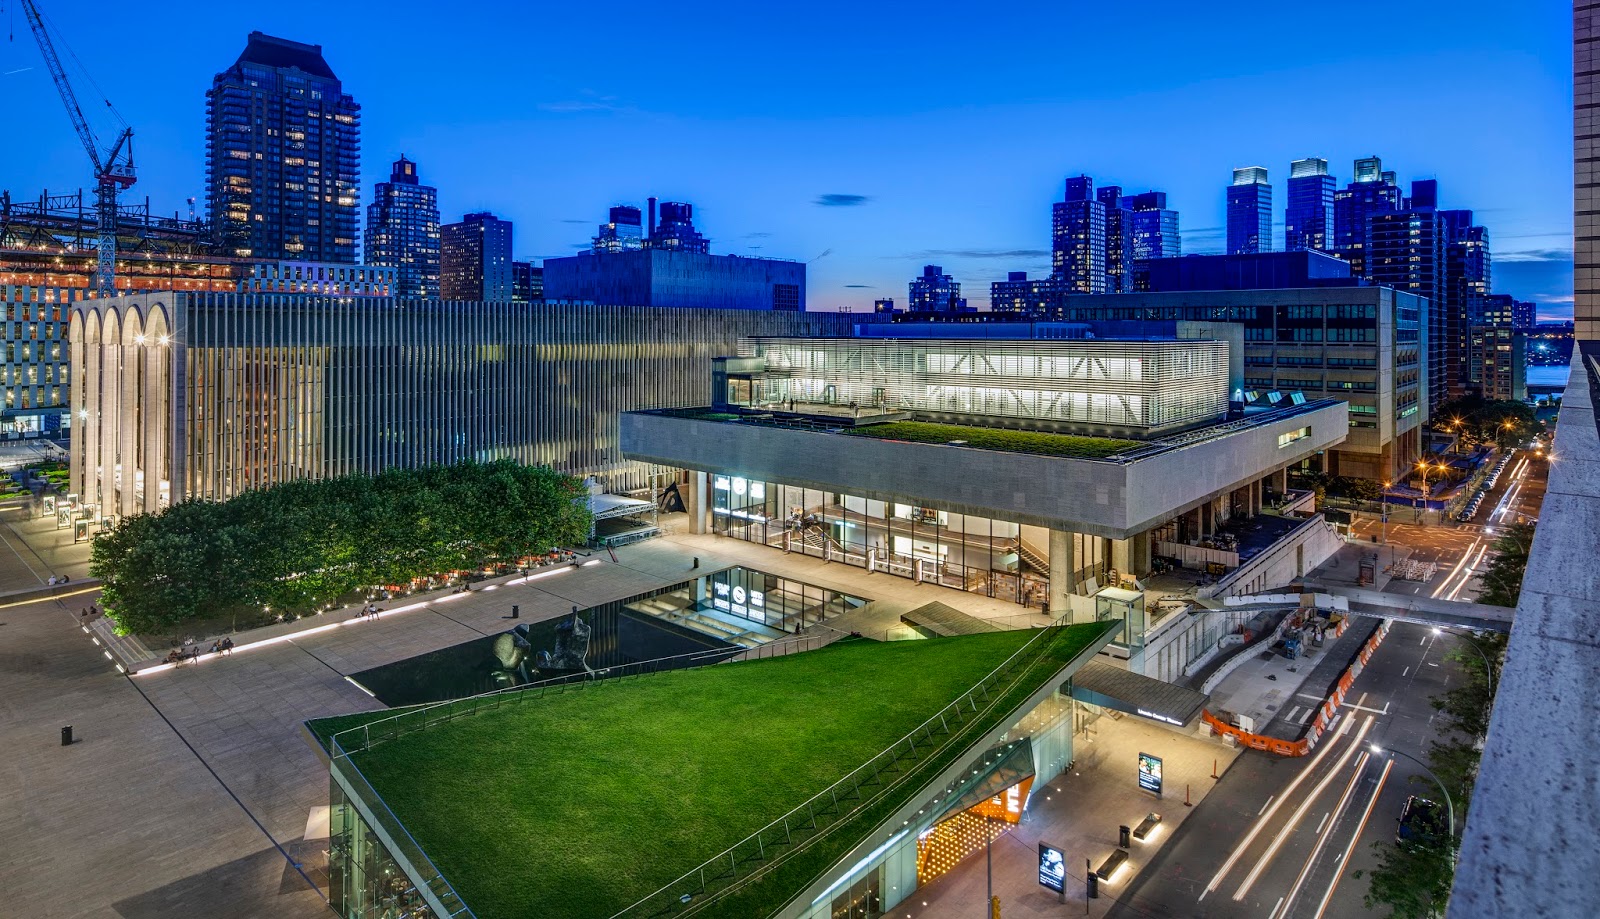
0, 0, 1574, 318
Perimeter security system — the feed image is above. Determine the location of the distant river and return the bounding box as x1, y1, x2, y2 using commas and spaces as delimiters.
1526, 365, 1571, 388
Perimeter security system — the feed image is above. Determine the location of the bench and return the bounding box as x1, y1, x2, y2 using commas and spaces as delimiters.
1133, 812, 1163, 842
1095, 848, 1129, 881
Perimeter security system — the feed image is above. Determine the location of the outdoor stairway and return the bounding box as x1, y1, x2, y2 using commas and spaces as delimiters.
87, 616, 155, 671
1016, 538, 1049, 576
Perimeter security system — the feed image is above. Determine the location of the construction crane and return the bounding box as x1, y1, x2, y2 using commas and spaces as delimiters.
15, 0, 135, 297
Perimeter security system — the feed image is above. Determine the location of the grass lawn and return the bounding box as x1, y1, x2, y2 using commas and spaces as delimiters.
333, 624, 1111, 919
844, 420, 1141, 459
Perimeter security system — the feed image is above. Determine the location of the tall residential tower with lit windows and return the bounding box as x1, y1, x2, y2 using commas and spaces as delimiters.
206, 32, 361, 262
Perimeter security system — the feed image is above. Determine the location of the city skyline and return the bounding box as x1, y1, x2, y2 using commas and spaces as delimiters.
0, 0, 1572, 316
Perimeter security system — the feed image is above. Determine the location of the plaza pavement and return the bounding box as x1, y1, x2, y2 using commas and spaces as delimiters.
4, 526, 1075, 917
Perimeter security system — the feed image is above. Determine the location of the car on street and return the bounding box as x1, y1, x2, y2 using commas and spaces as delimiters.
1397, 795, 1448, 848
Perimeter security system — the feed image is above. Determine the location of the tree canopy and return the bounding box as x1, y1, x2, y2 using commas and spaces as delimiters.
92, 461, 592, 635
1433, 395, 1542, 449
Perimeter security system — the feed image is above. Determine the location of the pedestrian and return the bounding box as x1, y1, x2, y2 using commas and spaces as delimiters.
221, 636, 234, 655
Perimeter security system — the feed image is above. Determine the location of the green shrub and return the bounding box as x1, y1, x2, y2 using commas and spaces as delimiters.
844, 420, 1140, 459
92, 460, 592, 634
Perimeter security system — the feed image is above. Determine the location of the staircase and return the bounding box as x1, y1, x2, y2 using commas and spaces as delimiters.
1016, 538, 1049, 576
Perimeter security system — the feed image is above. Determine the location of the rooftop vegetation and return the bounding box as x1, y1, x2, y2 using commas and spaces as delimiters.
844, 420, 1141, 459
329, 623, 1113, 919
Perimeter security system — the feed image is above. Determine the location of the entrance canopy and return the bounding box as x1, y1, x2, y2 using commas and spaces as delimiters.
1069, 661, 1209, 729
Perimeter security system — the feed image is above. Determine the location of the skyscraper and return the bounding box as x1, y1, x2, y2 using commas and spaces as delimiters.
1285, 157, 1335, 252
206, 32, 360, 262
1097, 185, 1134, 293
1051, 176, 1106, 294
908, 265, 967, 311
1332, 156, 1404, 275
1226, 167, 1272, 255
1444, 209, 1491, 398
365, 156, 440, 299
1123, 191, 1180, 260
441, 213, 513, 301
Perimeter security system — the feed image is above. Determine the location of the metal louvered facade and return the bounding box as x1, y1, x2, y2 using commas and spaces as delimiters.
739, 337, 1229, 435
67, 292, 850, 513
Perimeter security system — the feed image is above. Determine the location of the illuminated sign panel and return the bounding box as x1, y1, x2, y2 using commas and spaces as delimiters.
1038, 843, 1066, 893
1137, 752, 1163, 795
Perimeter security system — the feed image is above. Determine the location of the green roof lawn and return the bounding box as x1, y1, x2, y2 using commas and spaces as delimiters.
843, 420, 1140, 459
331, 623, 1112, 919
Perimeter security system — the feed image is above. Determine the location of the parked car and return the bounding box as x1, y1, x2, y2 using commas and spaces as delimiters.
1397, 795, 1448, 848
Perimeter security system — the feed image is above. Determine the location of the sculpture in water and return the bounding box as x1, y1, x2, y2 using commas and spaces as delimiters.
536, 612, 593, 673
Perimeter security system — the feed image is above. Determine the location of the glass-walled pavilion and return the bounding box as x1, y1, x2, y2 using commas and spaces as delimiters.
724, 337, 1230, 436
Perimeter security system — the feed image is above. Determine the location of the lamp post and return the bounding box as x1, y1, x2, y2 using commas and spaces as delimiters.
1370, 744, 1456, 838
1380, 480, 1391, 569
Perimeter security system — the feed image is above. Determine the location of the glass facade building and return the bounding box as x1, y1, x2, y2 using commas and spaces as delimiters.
1286, 157, 1335, 252
65, 293, 853, 515
1332, 157, 1404, 276
1124, 190, 1181, 261
365, 156, 441, 299
881, 287, 1427, 481
206, 32, 361, 262
1226, 167, 1272, 255
1097, 186, 1135, 293
729, 337, 1230, 435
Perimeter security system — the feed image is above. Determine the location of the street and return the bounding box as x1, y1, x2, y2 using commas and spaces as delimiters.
1107, 621, 1469, 919
1347, 450, 1548, 601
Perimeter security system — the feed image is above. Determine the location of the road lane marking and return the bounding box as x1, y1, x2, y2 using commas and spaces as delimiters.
1315, 811, 1331, 834
1312, 758, 1393, 919
1287, 706, 1303, 723
1232, 716, 1376, 901
1282, 753, 1371, 918
1402, 666, 1410, 677
1268, 896, 1285, 919
1299, 709, 1314, 724
1202, 723, 1356, 899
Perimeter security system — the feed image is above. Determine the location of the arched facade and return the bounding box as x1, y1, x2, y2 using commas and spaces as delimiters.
68, 299, 175, 519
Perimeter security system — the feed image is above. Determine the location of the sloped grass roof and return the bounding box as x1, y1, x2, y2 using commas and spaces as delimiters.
332, 624, 1112, 919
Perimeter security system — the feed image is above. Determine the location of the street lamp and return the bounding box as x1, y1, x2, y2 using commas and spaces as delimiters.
1370, 744, 1456, 838
1380, 481, 1392, 570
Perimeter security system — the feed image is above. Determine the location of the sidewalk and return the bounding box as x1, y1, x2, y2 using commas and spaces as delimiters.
900, 717, 1240, 918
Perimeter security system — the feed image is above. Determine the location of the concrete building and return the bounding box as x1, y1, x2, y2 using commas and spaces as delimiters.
364, 156, 441, 299
1051, 176, 1107, 294
65, 292, 852, 516
441, 212, 513, 302
1138, 250, 1357, 293
892, 286, 1428, 481
1465, 325, 1525, 401
623, 336, 1347, 638
542, 249, 805, 311
206, 32, 360, 262
907, 264, 967, 312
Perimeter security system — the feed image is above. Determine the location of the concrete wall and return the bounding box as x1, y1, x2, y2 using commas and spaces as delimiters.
624, 403, 1346, 540
1199, 514, 1344, 599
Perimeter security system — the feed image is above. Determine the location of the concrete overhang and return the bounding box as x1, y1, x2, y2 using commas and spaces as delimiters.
622, 402, 1347, 540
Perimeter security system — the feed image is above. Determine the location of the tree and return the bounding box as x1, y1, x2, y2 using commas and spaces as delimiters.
1356, 837, 1457, 919
91, 460, 593, 635
1476, 523, 1534, 608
